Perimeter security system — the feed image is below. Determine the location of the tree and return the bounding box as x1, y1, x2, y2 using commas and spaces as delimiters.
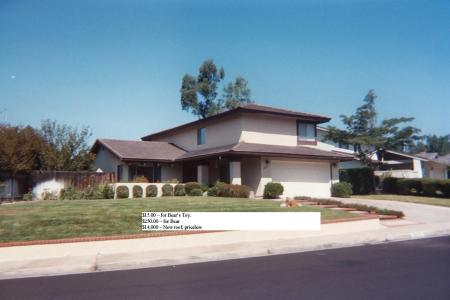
325, 90, 421, 165
222, 76, 252, 110
39, 120, 95, 171
180, 59, 252, 118
413, 134, 450, 155
0, 125, 44, 199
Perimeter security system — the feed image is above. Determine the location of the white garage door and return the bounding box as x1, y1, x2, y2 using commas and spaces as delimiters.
270, 160, 331, 198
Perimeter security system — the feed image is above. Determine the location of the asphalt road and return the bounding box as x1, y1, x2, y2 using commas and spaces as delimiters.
1, 236, 449, 300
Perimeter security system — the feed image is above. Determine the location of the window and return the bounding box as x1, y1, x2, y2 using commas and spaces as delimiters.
197, 127, 206, 145
297, 122, 316, 141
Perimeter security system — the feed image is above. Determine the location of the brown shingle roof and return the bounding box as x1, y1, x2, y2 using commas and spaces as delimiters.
176, 142, 354, 161
92, 139, 186, 162
142, 103, 331, 140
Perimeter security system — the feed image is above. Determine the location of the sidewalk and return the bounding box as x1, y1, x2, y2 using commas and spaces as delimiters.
1, 213, 450, 280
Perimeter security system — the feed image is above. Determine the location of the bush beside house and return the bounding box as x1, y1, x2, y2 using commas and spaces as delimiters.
339, 167, 375, 194
263, 182, 284, 199
146, 185, 158, 197
162, 184, 174, 196
382, 177, 450, 198
216, 183, 251, 198
133, 186, 143, 198
174, 184, 186, 196
331, 182, 352, 198
116, 186, 129, 199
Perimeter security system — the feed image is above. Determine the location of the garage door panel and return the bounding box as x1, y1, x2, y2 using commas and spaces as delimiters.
271, 160, 331, 198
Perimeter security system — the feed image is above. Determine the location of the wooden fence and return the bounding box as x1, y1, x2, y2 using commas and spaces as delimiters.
30, 171, 116, 190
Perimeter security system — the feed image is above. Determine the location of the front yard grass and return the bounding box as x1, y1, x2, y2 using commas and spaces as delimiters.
352, 194, 450, 208
0, 197, 355, 243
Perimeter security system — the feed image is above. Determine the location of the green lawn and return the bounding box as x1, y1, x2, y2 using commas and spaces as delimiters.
0, 197, 354, 243
353, 194, 450, 208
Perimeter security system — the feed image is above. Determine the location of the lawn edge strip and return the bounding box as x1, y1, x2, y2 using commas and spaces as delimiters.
0, 214, 376, 247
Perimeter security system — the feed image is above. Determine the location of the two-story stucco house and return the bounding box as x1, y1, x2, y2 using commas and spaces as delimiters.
91, 104, 354, 198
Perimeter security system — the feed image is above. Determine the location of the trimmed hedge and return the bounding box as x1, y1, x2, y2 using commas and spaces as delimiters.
116, 186, 129, 199
132, 186, 143, 198
331, 182, 352, 198
217, 183, 251, 198
339, 167, 375, 195
263, 182, 284, 199
185, 182, 201, 195
174, 184, 186, 196
189, 188, 203, 196
382, 177, 450, 198
162, 184, 174, 196
146, 185, 158, 197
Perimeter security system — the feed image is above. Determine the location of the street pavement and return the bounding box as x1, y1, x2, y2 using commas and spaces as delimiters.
1, 236, 449, 300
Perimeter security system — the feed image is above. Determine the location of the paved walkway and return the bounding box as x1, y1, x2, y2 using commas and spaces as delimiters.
334, 197, 450, 224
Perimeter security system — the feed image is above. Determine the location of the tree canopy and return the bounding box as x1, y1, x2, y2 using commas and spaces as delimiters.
325, 90, 421, 165
180, 59, 252, 118
411, 134, 450, 155
0, 120, 95, 177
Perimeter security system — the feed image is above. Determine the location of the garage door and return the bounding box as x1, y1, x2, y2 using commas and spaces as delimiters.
270, 160, 331, 198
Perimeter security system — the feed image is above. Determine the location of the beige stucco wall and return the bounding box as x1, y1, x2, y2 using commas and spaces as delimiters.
423, 162, 448, 179
240, 113, 298, 146
153, 115, 243, 151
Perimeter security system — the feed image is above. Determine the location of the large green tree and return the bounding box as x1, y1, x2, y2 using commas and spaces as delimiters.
411, 134, 450, 155
0, 125, 44, 199
325, 90, 421, 165
222, 76, 252, 110
39, 120, 95, 171
180, 59, 252, 118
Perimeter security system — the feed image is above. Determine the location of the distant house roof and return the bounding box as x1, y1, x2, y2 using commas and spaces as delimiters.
91, 139, 186, 162
142, 103, 331, 141
415, 152, 450, 166
176, 142, 354, 161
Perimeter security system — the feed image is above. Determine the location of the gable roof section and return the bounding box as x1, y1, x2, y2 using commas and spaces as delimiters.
142, 103, 331, 141
176, 142, 354, 161
91, 139, 186, 162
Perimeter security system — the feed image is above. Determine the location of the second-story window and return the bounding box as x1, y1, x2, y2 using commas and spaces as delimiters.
297, 122, 316, 142
197, 127, 206, 145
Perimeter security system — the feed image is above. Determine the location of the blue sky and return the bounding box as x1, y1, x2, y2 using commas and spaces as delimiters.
1, 0, 449, 142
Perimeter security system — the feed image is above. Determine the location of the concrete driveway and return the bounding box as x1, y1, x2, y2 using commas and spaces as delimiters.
335, 197, 450, 224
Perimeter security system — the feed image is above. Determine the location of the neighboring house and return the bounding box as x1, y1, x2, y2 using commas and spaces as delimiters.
371, 150, 449, 180
92, 104, 354, 198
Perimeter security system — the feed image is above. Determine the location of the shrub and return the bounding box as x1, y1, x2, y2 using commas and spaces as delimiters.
263, 182, 284, 199
439, 181, 450, 198
174, 184, 186, 196
185, 182, 201, 195
22, 193, 33, 201
422, 179, 438, 197
101, 184, 114, 199
339, 167, 375, 194
133, 186, 143, 198
162, 184, 174, 196
217, 184, 251, 198
382, 177, 399, 194
396, 179, 422, 195
146, 185, 158, 197
116, 186, 129, 199
132, 175, 149, 183
207, 186, 218, 197
189, 188, 203, 196
331, 182, 353, 198
200, 184, 209, 192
